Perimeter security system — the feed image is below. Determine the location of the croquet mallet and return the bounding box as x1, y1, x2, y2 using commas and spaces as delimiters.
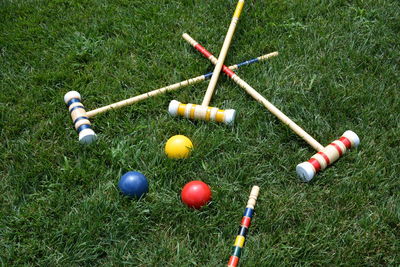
64, 51, 273, 143
183, 34, 360, 182
168, 0, 245, 125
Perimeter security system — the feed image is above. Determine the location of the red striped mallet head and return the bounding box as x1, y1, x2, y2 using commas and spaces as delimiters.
64, 91, 97, 144
296, 130, 360, 182
168, 100, 236, 125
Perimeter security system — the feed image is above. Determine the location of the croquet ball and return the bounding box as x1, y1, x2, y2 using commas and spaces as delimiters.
118, 171, 149, 198
181, 180, 212, 209
165, 135, 193, 159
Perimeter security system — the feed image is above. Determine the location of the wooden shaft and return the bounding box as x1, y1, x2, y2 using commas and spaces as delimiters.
201, 0, 245, 107
183, 34, 324, 152
231, 77, 324, 151
86, 75, 205, 118
227, 186, 259, 267
85, 51, 270, 118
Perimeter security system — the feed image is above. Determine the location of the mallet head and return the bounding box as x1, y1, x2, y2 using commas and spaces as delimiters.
168, 100, 236, 125
64, 91, 97, 144
296, 130, 360, 182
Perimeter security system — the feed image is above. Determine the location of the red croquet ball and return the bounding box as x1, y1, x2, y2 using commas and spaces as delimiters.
181, 181, 212, 209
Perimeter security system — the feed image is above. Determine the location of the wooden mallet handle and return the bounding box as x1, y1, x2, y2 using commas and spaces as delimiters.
201, 0, 245, 107
85, 52, 275, 118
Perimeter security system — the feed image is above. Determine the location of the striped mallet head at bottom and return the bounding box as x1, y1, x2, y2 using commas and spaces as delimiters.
64, 91, 97, 144
227, 186, 259, 267
296, 130, 360, 182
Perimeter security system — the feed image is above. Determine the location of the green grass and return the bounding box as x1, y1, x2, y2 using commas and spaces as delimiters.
1, 0, 399, 265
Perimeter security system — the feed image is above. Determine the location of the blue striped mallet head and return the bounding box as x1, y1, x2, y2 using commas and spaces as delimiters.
64, 91, 97, 144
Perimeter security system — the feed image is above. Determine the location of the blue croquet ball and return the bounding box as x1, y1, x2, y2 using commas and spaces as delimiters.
118, 171, 149, 198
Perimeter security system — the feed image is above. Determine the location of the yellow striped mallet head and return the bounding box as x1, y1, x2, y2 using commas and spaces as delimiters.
296, 130, 360, 182
64, 91, 97, 144
168, 100, 236, 125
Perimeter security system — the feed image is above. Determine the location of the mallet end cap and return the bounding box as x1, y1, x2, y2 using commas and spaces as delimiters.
168, 100, 181, 116
64, 91, 81, 104
343, 130, 360, 148
79, 129, 97, 144
296, 162, 315, 182
224, 109, 236, 125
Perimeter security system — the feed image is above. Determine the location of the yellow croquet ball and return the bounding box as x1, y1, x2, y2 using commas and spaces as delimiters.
165, 135, 193, 159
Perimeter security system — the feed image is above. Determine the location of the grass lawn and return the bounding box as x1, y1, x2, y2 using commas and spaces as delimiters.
1, 0, 399, 265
